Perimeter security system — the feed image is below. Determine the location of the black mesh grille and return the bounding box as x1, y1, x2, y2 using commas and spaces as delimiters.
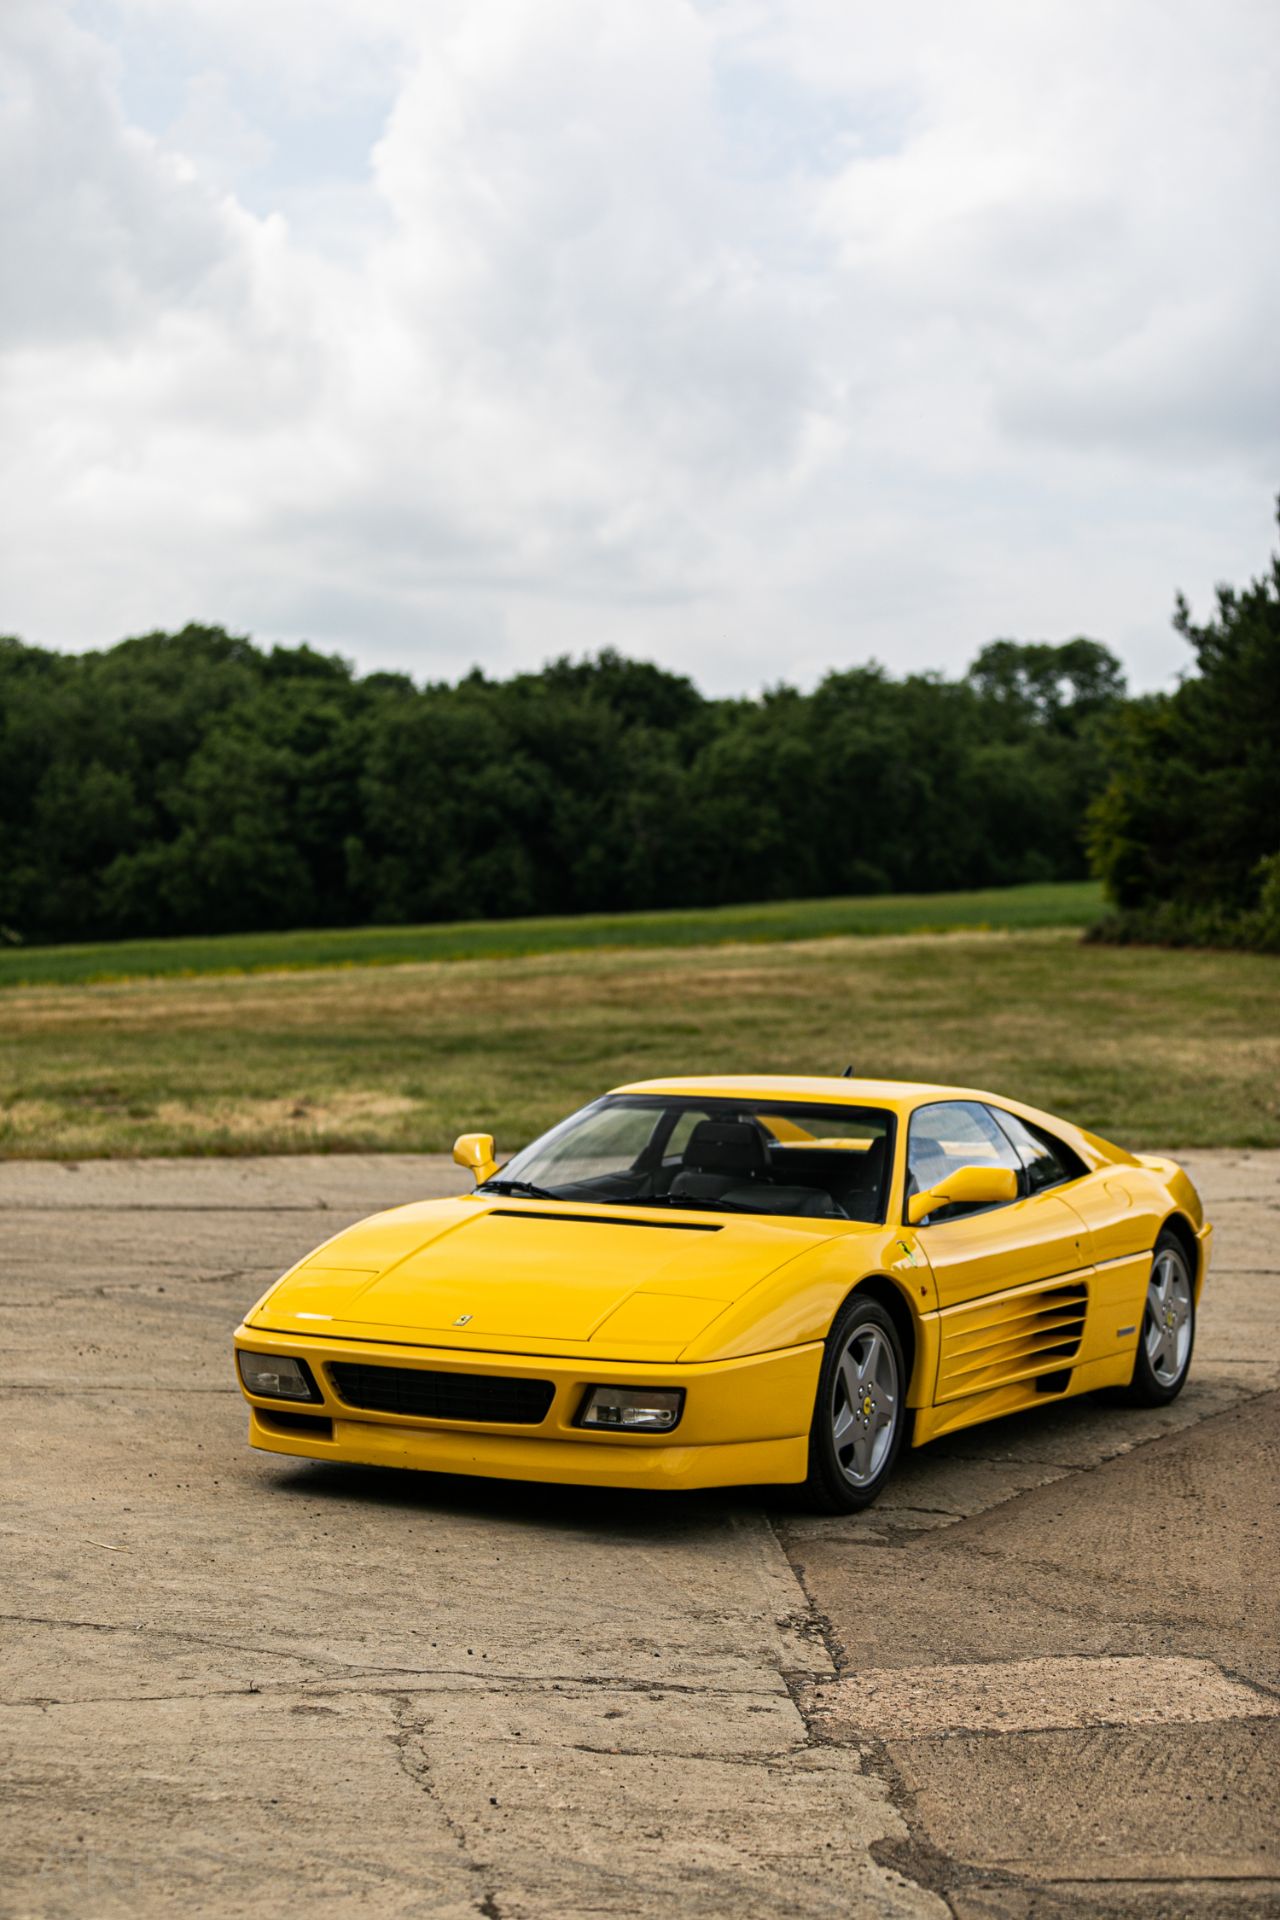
327, 1362, 555, 1425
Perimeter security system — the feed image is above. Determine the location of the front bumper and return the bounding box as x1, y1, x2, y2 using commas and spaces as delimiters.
233, 1325, 821, 1491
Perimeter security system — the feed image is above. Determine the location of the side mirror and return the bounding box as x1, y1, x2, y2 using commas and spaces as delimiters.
907, 1163, 1017, 1226
453, 1132, 498, 1185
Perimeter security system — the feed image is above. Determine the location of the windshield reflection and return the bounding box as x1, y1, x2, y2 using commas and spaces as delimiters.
479, 1096, 893, 1224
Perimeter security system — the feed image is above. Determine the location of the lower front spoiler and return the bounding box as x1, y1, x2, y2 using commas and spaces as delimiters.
249, 1406, 808, 1491
237, 1330, 821, 1492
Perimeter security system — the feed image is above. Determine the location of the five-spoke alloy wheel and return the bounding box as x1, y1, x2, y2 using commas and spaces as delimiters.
803, 1295, 907, 1510
1121, 1228, 1196, 1405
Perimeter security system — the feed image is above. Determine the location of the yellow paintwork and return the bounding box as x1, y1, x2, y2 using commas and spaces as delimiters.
453, 1132, 498, 1183
907, 1162, 1018, 1225
233, 1075, 1212, 1491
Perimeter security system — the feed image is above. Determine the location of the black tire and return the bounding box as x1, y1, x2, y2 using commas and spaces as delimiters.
800, 1295, 907, 1512
1118, 1228, 1196, 1406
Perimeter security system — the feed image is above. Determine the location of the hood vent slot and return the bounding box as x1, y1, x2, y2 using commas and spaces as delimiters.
487, 1209, 722, 1233
937, 1279, 1089, 1403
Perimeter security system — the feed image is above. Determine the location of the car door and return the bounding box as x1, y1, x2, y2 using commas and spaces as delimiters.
906, 1100, 1093, 1405
988, 1103, 1157, 1358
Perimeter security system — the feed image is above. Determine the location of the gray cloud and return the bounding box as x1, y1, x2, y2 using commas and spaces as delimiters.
1, 0, 1277, 690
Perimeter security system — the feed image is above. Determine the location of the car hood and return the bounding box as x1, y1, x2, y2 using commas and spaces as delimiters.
246, 1195, 840, 1360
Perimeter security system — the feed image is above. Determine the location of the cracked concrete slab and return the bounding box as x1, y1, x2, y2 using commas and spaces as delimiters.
1, 1149, 1276, 1917
887, 1718, 1279, 1882
0, 1152, 940, 1920
5, 1689, 481, 1920
389, 1687, 931, 1920
782, 1151, 1280, 1915
805, 1655, 1279, 1738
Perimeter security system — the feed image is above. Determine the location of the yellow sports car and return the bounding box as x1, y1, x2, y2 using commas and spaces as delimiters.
233, 1077, 1211, 1509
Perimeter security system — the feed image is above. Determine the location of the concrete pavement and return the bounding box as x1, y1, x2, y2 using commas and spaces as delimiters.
1, 1151, 1276, 1917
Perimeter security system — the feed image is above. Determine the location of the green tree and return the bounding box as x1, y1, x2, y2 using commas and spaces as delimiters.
0, 615, 1134, 944
1089, 505, 1280, 938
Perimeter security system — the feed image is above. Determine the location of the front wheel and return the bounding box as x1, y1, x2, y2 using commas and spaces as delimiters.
1119, 1230, 1196, 1406
800, 1295, 907, 1511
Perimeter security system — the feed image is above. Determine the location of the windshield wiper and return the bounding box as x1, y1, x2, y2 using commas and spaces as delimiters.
479, 1178, 560, 1200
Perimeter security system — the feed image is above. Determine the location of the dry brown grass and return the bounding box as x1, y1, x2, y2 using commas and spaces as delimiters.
1, 928, 1276, 1157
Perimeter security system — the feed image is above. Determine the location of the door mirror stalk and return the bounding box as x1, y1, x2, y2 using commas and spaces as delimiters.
453, 1132, 499, 1185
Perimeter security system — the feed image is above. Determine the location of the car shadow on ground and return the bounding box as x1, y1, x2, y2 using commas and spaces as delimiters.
256, 1380, 1180, 1539
265, 1454, 760, 1535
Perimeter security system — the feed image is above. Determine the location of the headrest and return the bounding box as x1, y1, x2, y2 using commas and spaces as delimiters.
844, 1136, 887, 1187
681, 1119, 768, 1179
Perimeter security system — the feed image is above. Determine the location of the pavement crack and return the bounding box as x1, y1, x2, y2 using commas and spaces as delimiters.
1215, 1665, 1280, 1707
0, 1611, 469, 1681
565, 1742, 789, 1767
763, 1513, 848, 1759
0, 1384, 237, 1395
766, 1516, 845, 1675
388, 1693, 506, 1920
0, 1202, 336, 1214
0, 1616, 800, 1707
862, 1732, 1017, 1917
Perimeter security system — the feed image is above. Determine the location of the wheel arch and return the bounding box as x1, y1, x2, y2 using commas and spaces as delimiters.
1158, 1210, 1200, 1290
842, 1272, 920, 1407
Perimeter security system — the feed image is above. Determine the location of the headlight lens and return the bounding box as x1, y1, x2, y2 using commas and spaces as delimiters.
577, 1386, 684, 1432
237, 1352, 321, 1402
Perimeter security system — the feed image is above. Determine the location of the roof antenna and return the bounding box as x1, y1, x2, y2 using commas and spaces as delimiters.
842, 1064, 855, 1077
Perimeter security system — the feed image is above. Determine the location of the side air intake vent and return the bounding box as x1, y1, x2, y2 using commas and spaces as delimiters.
937, 1280, 1089, 1403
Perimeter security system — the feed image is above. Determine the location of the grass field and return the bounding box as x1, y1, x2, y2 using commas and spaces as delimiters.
0, 881, 1101, 988
0, 925, 1275, 1158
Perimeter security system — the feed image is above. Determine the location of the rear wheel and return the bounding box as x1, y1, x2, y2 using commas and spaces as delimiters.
1120, 1230, 1195, 1405
800, 1295, 907, 1511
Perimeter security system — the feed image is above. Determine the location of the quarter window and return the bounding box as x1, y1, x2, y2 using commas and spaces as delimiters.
988, 1109, 1078, 1193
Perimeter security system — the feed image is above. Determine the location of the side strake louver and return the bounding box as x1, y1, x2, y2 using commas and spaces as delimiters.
937, 1279, 1089, 1402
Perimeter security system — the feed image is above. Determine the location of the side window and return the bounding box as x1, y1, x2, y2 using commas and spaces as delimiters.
907, 1100, 1022, 1222
988, 1109, 1079, 1193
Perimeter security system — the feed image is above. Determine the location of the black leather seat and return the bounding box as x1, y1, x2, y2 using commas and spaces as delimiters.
717, 1183, 834, 1216
670, 1120, 769, 1201
838, 1136, 888, 1221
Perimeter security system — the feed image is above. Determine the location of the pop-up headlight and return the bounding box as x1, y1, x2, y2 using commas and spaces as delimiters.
577, 1386, 684, 1432
237, 1352, 321, 1402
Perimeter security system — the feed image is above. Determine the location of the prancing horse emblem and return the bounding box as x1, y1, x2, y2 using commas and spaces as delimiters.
453, 1313, 473, 1326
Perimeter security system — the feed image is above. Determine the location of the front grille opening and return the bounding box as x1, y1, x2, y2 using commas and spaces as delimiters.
328, 1362, 555, 1426
257, 1408, 334, 1438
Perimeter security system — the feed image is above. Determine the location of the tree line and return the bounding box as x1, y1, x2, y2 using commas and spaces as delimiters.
0, 508, 1275, 950
0, 630, 1122, 943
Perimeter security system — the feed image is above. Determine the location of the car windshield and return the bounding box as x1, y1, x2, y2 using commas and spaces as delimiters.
482, 1096, 894, 1222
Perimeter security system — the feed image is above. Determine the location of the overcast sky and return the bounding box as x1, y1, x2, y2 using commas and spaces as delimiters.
2, 0, 1277, 695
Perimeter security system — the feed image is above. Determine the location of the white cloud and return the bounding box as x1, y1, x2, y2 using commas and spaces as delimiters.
1, 0, 1277, 690
0, 6, 241, 347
